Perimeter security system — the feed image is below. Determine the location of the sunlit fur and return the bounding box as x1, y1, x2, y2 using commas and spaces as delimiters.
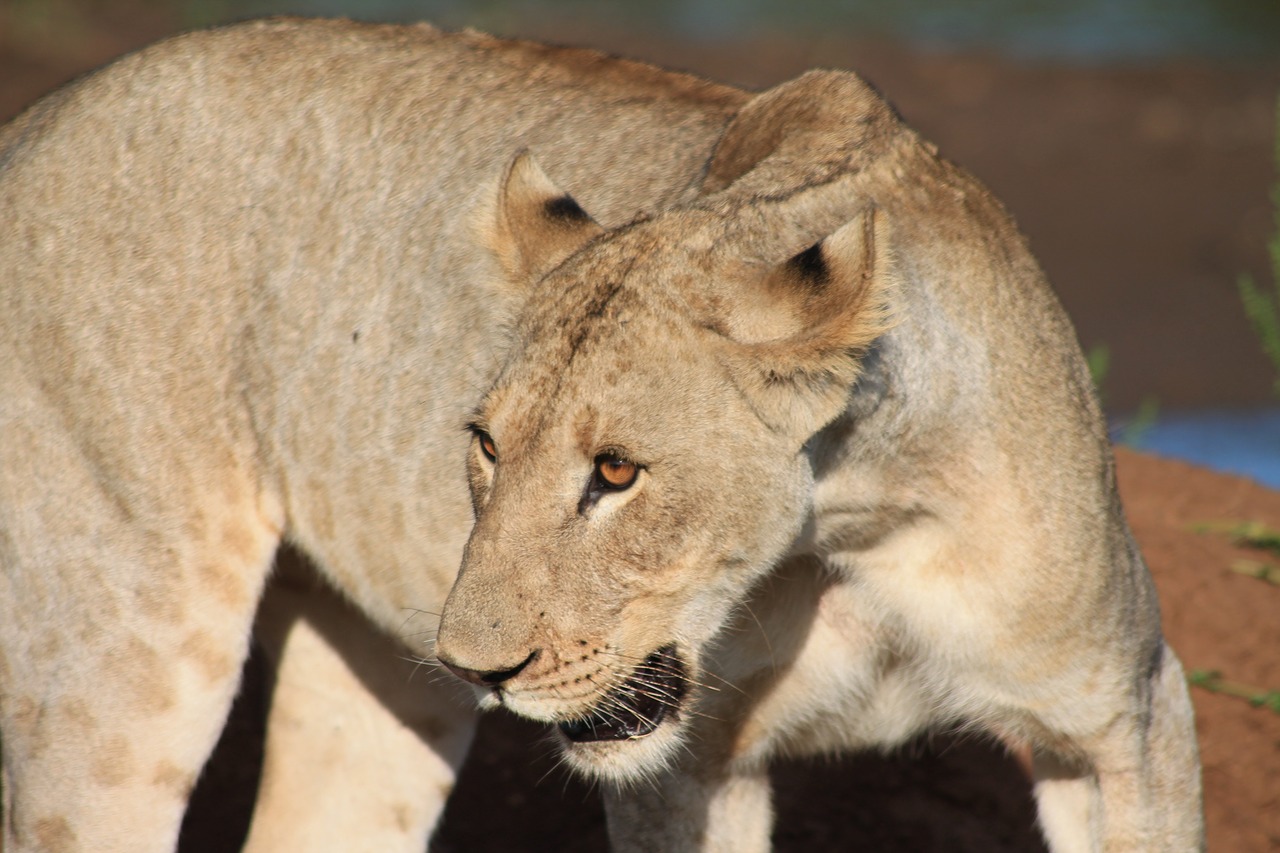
1, 18, 1200, 853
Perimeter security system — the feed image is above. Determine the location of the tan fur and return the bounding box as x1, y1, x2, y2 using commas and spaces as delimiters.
0, 17, 1201, 852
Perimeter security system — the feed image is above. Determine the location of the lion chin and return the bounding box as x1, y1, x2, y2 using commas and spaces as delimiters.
556, 717, 690, 783
490, 644, 694, 782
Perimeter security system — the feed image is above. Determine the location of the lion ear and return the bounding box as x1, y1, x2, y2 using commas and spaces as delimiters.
702, 70, 896, 195
720, 207, 896, 440
487, 151, 604, 285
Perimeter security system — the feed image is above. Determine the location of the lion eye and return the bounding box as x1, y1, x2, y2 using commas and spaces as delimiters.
476, 431, 497, 463
594, 455, 638, 491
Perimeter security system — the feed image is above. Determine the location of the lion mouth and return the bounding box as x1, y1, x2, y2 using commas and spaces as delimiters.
557, 645, 687, 742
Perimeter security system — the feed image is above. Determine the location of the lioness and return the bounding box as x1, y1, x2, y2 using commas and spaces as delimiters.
0, 16, 1201, 853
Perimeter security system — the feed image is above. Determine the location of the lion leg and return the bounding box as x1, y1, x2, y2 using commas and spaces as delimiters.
1033, 644, 1203, 853
1032, 751, 1100, 852
1140, 646, 1204, 849
244, 559, 476, 853
0, 474, 279, 852
604, 765, 773, 853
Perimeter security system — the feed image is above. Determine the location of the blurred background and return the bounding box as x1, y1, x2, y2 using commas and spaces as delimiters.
4, 0, 1279, 486
2, 3, 1278, 850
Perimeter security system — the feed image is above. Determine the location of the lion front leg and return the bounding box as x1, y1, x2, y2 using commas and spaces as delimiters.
0, 460, 281, 853
604, 764, 774, 853
244, 556, 476, 853
1032, 643, 1204, 853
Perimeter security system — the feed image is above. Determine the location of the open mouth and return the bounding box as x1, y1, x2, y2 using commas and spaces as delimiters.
557, 645, 687, 742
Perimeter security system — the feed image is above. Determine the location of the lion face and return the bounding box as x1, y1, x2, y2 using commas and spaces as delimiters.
447, 264, 814, 776
436, 153, 894, 780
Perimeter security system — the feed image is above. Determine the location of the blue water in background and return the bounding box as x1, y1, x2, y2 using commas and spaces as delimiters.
219, 0, 1280, 61
1121, 409, 1280, 489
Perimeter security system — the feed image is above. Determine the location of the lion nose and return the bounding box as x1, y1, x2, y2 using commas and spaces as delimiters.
439, 650, 538, 687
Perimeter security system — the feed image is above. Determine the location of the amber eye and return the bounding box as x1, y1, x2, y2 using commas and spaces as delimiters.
476, 431, 497, 463
594, 455, 638, 491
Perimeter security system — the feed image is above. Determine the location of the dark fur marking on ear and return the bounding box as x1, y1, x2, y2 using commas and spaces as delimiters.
544, 194, 590, 223
788, 242, 829, 287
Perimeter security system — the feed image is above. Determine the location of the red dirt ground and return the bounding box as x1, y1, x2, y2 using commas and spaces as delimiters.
3, 8, 1278, 851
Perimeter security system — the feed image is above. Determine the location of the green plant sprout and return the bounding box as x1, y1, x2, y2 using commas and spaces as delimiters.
1194, 519, 1280, 552
1086, 342, 1111, 394
1186, 522, 1280, 709
1230, 559, 1280, 585
1193, 520, 1280, 585
1086, 342, 1159, 446
1187, 670, 1280, 715
1238, 94, 1280, 397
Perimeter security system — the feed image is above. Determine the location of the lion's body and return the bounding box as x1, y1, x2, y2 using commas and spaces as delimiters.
0, 18, 1200, 852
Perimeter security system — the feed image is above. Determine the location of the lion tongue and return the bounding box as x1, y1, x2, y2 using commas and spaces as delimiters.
558, 646, 685, 742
